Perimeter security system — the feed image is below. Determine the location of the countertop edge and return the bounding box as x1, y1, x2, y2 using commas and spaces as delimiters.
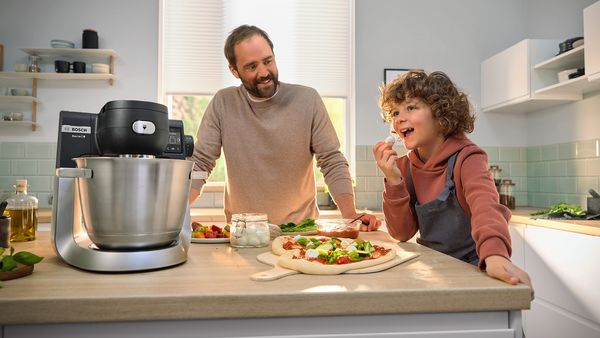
1, 288, 531, 325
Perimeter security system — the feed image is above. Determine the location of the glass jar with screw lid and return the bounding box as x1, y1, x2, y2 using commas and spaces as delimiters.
230, 213, 270, 248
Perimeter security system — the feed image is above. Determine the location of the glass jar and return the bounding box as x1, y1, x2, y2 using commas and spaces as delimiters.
499, 179, 516, 210
489, 165, 502, 190
230, 213, 270, 248
28, 56, 41, 72
6, 179, 38, 241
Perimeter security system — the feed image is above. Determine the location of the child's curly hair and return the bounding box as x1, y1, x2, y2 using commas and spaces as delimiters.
379, 69, 475, 137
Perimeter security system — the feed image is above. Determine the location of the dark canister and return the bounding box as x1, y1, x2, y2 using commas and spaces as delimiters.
55, 60, 70, 73
95, 100, 169, 156
82, 29, 99, 49
0, 215, 10, 248
72, 61, 86, 73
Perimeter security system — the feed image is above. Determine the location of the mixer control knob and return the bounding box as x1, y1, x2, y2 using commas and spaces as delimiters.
132, 120, 156, 135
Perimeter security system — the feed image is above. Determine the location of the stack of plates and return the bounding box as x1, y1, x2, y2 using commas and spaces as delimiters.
51, 39, 75, 48
92, 63, 110, 74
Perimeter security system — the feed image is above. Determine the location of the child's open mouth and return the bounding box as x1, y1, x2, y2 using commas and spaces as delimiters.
399, 127, 414, 139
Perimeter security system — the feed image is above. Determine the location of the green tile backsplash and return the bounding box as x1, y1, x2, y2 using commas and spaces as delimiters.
2, 139, 599, 211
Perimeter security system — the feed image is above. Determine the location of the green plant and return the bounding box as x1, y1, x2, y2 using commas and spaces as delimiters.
0, 247, 43, 288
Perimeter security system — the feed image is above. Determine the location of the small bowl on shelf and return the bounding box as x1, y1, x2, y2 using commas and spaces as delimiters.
50, 39, 75, 48
14, 63, 28, 72
316, 219, 361, 239
3, 112, 24, 121
10, 88, 29, 96
92, 63, 110, 74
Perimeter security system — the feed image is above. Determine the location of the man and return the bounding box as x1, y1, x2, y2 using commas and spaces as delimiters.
189, 25, 378, 229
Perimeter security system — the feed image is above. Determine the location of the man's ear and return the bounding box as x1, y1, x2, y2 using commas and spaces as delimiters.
229, 64, 240, 79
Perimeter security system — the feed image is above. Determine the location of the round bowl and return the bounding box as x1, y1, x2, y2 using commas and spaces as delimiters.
74, 157, 194, 249
10, 88, 29, 96
316, 219, 361, 238
14, 64, 27, 72
92, 63, 110, 74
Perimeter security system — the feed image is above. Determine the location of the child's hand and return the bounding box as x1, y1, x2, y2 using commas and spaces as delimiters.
485, 255, 534, 299
372, 141, 403, 185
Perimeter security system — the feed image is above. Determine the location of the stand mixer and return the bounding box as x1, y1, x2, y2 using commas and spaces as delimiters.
51, 100, 206, 272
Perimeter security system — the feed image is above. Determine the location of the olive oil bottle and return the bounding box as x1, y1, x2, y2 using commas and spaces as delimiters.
6, 179, 38, 242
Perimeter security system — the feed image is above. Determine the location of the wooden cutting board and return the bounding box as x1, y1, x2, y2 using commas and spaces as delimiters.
251, 249, 419, 281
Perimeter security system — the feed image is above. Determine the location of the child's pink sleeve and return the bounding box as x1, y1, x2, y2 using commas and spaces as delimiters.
382, 178, 419, 241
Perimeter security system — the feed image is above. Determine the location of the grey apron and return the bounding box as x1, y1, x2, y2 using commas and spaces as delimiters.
406, 152, 479, 265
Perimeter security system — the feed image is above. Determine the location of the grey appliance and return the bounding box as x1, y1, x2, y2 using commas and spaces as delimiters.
51, 100, 206, 272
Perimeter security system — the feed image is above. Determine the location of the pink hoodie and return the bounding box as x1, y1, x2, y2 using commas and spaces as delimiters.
382, 136, 512, 270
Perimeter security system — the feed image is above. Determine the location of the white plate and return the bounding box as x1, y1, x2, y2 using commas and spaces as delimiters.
191, 237, 230, 244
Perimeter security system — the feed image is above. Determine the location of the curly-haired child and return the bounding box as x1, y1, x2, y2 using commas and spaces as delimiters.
373, 69, 532, 290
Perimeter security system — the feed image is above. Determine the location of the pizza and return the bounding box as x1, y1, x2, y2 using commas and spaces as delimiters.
271, 235, 396, 275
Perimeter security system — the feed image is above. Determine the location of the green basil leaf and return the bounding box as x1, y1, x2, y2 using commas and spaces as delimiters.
1, 255, 17, 272
13, 251, 43, 265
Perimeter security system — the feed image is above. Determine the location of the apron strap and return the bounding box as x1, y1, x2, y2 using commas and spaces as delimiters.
405, 162, 418, 211
407, 152, 460, 204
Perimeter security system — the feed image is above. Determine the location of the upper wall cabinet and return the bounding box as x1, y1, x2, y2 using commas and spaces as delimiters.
482, 1, 600, 114
584, 1, 600, 82
481, 39, 582, 114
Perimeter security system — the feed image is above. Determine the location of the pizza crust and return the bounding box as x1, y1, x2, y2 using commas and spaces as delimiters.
272, 236, 398, 275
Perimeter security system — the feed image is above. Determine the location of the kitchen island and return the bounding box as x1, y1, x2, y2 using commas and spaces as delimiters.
0, 228, 531, 338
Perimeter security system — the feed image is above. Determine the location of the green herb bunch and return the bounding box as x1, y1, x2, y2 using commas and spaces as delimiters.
530, 201, 586, 216
0, 247, 43, 288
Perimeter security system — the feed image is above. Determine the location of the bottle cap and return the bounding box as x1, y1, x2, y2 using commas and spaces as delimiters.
16, 179, 28, 187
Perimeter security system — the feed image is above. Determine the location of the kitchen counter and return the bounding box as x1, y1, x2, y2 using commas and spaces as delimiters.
38, 206, 600, 236
510, 207, 600, 236
1, 228, 531, 327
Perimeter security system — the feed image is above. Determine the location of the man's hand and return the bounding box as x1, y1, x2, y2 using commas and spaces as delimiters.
356, 213, 381, 232
485, 255, 534, 299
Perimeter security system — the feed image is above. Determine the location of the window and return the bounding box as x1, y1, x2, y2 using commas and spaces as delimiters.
160, 0, 354, 185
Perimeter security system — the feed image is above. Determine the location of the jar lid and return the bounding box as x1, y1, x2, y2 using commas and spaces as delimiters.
501, 179, 514, 185
489, 165, 502, 171
232, 213, 268, 222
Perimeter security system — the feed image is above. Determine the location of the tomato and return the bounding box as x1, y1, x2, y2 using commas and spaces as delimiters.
336, 256, 352, 265
210, 225, 222, 232
283, 241, 294, 250
204, 231, 216, 238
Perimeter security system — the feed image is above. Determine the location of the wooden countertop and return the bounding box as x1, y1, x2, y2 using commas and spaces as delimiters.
38, 207, 600, 236
510, 207, 600, 236
0, 228, 531, 325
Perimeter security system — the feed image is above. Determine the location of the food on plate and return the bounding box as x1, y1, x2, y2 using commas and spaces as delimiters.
191, 222, 230, 239
316, 219, 361, 239
278, 218, 317, 233
271, 235, 396, 274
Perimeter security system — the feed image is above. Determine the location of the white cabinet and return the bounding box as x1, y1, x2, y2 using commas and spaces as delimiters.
0, 48, 115, 131
482, 1, 600, 114
508, 222, 525, 270
584, 1, 600, 82
516, 223, 600, 338
481, 39, 582, 114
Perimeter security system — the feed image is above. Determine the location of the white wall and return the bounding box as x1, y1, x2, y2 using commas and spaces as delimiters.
355, 0, 599, 147
0, 0, 158, 142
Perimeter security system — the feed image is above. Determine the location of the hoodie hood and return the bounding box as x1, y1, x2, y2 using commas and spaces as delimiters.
408, 136, 479, 171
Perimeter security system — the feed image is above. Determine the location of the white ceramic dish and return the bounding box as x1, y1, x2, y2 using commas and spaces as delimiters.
191, 237, 230, 244
51, 39, 75, 48
92, 63, 110, 74
558, 68, 577, 82
14, 64, 27, 72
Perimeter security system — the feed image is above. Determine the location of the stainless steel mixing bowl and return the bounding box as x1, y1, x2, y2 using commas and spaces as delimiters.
74, 157, 193, 249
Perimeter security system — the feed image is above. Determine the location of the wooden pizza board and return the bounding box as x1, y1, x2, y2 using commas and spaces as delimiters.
251, 249, 419, 281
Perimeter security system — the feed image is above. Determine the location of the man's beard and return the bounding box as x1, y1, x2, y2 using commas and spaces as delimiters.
242, 71, 279, 99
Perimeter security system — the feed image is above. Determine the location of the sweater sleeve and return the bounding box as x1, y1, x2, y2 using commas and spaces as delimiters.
459, 152, 512, 270
382, 159, 419, 241
190, 95, 223, 191
310, 91, 353, 197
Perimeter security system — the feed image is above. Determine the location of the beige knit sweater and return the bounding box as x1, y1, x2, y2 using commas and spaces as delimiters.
190, 83, 353, 224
